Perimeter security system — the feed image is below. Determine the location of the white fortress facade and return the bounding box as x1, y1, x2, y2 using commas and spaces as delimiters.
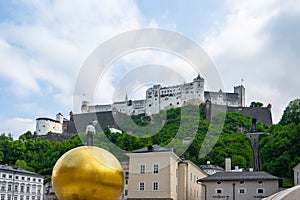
35, 113, 64, 135
81, 75, 245, 116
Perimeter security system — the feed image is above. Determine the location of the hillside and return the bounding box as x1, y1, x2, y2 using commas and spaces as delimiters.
1, 99, 300, 183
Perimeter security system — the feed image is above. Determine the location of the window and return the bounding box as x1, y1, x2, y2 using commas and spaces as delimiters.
257, 188, 264, 194
2, 174, 6, 178
176, 169, 178, 178
26, 185, 30, 193
190, 173, 192, 181
258, 180, 263, 184
153, 164, 159, 174
153, 182, 159, 191
14, 184, 18, 192
125, 180, 128, 185
27, 177, 30, 181
8, 184, 12, 191
22, 177, 25, 180
8, 175, 12, 179
139, 182, 145, 191
240, 180, 245, 184
125, 189, 128, 196
239, 188, 246, 194
15, 176, 19, 180
140, 165, 145, 174
1, 182, 5, 191
7, 195, 11, 200
215, 189, 223, 194
21, 185, 24, 192
1, 194, 5, 200
217, 181, 222, 184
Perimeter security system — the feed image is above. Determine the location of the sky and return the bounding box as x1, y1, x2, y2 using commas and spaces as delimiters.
0, 0, 299, 138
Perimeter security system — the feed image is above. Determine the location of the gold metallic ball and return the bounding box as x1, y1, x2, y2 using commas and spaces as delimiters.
52, 146, 124, 200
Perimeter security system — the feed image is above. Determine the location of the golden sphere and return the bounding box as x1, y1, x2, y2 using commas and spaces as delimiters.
52, 146, 124, 200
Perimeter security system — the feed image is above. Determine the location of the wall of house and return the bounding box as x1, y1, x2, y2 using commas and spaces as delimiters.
0, 167, 44, 200
178, 160, 206, 200
127, 151, 180, 200
294, 164, 300, 186
204, 180, 279, 200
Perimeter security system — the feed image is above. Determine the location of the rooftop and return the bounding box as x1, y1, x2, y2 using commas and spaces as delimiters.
198, 171, 280, 182
132, 144, 170, 153
0, 165, 43, 177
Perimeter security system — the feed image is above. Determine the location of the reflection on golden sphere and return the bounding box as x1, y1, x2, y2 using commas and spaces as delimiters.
52, 146, 124, 200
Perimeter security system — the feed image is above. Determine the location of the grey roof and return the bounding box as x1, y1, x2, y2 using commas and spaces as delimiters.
0, 165, 43, 177
198, 171, 280, 182
132, 144, 170, 153
200, 164, 224, 171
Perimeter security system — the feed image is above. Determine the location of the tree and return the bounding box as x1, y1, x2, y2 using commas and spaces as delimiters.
280, 99, 300, 125
250, 101, 264, 107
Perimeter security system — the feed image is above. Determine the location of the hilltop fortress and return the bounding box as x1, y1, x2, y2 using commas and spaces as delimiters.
36, 75, 273, 139
81, 75, 245, 116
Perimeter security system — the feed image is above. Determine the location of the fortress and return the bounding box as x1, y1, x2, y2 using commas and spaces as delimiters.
36, 74, 273, 139
81, 75, 245, 116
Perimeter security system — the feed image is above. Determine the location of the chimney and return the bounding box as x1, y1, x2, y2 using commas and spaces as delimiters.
225, 158, 231, 172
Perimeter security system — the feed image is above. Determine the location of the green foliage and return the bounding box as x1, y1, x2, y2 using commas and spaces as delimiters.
250, 101, 264, 107
3, 99, 300, 181
260, 122, 300, 178
280, 98, 300, 125
0, 133, 83, 179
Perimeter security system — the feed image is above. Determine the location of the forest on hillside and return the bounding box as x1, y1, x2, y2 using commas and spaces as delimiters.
0, 99, 300, 185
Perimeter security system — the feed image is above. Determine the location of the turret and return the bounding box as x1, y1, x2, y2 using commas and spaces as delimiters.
56, 113, 64, 124
81, 101, 90, 113
234, 85, 245, 107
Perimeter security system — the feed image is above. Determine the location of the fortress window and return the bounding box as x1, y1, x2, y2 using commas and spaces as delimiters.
170, 103, 172, 106
149, 104, 151, 107
177, 102, 179, 105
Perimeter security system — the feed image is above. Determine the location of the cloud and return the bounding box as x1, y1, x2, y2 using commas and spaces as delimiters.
0, 0, 147, 102
202, 0, 300, 122
0, 118, 35, 139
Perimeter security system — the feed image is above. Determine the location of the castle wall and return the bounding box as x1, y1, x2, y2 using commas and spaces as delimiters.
36, 118, 63, 135
79, 75, 245, 117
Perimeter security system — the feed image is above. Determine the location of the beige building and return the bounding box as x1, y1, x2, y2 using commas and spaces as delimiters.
126, 145, 207, 200
294, 162, 300, 186
197, 171, 280, 200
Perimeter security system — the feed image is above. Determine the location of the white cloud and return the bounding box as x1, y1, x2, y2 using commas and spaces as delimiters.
0, 118, 35, 139
202, 0, 300, 123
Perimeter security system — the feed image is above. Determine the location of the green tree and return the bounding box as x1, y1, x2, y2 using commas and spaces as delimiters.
280, 99, 300, 125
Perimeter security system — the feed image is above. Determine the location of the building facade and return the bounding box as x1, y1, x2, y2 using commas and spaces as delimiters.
293, 162, 300, 186
80, 75, 245, 116
35, 113, 65, 135
197, 171, 280, 200
0, 165, 44, 200
126, 145, 207, 200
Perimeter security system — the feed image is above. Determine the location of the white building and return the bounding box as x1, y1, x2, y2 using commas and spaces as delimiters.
0, 165, 44, 200
293, 162, 300, 186
35, 113, 65, 135
80, 75, 245, 117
